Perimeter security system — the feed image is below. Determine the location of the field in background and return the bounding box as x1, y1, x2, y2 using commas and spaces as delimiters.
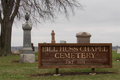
0, 51, 120, 80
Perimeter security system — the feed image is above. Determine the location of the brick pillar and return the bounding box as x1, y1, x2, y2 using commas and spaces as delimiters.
51, 30, 56, 43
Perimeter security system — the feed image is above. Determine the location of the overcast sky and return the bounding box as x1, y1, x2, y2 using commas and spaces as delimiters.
2, 0, 120, 46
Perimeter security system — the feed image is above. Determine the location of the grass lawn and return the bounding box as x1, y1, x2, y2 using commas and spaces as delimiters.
0, 51, 120, 80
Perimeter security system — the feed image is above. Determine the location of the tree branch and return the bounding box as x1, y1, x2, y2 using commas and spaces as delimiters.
11, 0, 20, 22
8, 0, 15, 18
0, 10, 2, 24
14, 0, 82, 24
1, 0, 6, 16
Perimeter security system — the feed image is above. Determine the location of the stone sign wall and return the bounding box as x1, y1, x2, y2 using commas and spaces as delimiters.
38, 43, 112, 69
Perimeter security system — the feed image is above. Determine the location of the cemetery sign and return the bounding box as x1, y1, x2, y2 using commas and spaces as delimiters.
38, 43, 112, 69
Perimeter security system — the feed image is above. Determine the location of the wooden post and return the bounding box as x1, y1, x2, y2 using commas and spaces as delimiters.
56, 68, 59, 74
92, 68, 95, 73
51, 30, 59, 74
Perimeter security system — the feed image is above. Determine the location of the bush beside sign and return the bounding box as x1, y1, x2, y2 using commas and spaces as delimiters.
38, 43, 112, 69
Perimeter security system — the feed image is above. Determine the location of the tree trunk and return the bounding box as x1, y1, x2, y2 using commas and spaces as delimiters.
0, 21, 13, 56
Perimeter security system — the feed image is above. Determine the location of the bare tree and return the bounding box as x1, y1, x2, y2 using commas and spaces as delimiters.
0, 0, 82, 56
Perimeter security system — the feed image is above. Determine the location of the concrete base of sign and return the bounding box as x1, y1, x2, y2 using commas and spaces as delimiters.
117, 48, 120, 54
53, 74, 61, 76
20, 54, 35, 63
89, 73, 96, 75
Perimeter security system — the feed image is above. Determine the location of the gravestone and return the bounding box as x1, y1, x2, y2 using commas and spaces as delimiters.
117, 49, 120, 54
60, 40, 66, 43
76, 32, 95, 74
116, 45, 118, 51
76, 32, 91, 43
20, 13, 35, 63
116, 45, 120, 54
117, 46, 120, 54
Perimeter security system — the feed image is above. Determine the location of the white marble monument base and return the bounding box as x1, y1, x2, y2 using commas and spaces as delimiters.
20, 54, 35, 63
